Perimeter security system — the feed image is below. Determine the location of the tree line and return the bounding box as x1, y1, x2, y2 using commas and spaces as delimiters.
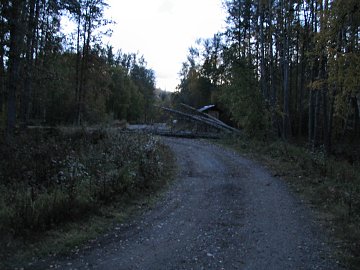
0, 0, 156, 138
175, 0, 359, 153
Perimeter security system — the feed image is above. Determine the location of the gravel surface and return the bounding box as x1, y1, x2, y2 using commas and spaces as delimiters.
29, 138, 340, 269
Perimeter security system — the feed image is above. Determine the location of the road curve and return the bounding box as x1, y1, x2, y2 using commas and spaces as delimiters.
31, 138, 340, 269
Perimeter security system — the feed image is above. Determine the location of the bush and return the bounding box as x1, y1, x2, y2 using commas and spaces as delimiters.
0, 128, 170, 238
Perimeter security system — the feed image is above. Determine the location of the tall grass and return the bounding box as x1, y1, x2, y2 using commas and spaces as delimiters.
0, 128, 170, 247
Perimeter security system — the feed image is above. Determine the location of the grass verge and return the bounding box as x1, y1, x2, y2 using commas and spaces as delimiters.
218, 136, 360, 270
0, 128, 175, 269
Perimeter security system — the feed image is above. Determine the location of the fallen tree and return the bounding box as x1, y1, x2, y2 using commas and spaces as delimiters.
160, 106, 241, 135
179, 103, 241, 134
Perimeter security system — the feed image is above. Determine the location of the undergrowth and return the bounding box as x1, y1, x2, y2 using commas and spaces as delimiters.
220, 136, 360, 270
0, 128, 173, 268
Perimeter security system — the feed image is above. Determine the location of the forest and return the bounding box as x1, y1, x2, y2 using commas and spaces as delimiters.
0, 0, 360, 268
0, 0, 158, 137
0, 1, 170, 267
1, 0, 359, 152
175, 0, 360, 155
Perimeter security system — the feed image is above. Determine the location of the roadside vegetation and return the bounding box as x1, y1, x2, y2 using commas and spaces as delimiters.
0, 128, 174, 268
220, 136, 360, 269
1, 0, 359, 268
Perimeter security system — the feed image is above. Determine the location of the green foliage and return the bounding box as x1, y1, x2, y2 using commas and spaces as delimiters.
220, 64, 268, 137
107, 66, 132, 120
104, 52, 156, 123
0, 129, 170, 239
130, 62, 156, 122
174, 0, 360, 147
0, 0, 158, 130
19, 48, 156, 125
175, 43, 214, 109
40, 52, 77, 124
177, 68, 212, 108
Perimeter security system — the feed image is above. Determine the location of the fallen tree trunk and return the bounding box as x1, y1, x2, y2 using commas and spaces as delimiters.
160, 106, 241, 135
154, 130, 221, 139
180, 103, 241, 134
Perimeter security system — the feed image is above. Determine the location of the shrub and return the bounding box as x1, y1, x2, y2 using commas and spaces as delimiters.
0, 128, 170, 238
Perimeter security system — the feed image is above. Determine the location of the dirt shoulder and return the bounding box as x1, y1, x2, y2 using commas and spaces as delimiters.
27, 138, 341, 269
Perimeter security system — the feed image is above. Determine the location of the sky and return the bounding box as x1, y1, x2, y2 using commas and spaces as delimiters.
104, 0, 227, 92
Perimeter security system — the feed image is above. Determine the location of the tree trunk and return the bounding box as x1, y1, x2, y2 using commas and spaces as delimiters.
75, 12, 82, 125
298, 35, 306, 138
282, 0, 291, 139
312, 90, 321, 151
308, 89, 315, 147
322, 88, 329, 153
76, 4, 93, 126
308, 0, 319, 149
259, 0, 267, 100
268, 0, 277, 136
80, 9, 92, 124
21, 0, 37, 127
0, 8, 6, 116
0, 36, 4, 115
320, 53, 330, 153
352, 97, 360, 139
326, 89, 336, 153
7, 0, 24, 138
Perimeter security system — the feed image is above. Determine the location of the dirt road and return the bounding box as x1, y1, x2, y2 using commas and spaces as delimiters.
31, 138, 340, 269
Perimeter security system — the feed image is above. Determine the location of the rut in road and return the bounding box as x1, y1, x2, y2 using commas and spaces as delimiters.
32, 138, 340, 270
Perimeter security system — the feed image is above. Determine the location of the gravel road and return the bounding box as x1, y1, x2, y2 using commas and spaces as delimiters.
30, 138, 340, 269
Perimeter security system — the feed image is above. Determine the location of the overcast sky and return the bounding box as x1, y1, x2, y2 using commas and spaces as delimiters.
104, 0, 226, 92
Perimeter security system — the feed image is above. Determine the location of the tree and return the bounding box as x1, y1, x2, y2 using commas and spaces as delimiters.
174, 0, 360, 147
130, 57, 156, 122
6, 0, 25, 137
68, 0, 109, 125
